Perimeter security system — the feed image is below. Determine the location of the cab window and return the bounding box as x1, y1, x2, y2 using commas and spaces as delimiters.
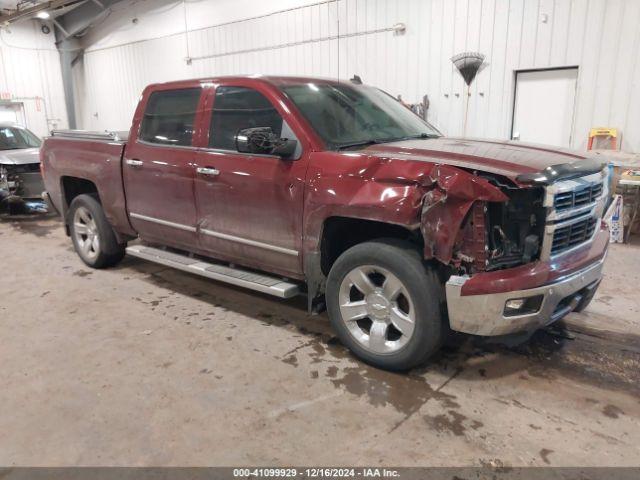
139, 88, 201, 146
209, 86, 283, 150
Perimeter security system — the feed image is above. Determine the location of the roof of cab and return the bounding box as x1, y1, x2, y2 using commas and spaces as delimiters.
145, 75, 353, 90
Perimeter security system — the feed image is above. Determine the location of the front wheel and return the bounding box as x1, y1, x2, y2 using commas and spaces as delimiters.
326, 239, 445, 371
68, 194, 126, 268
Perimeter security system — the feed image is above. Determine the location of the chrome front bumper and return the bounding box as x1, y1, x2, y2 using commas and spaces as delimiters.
445, 257, 605, 336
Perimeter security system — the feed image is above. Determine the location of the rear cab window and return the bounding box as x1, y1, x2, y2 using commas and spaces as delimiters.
139, 88, 201, 146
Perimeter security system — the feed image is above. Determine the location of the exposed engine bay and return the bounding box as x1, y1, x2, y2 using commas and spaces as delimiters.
454, 183, 545, 275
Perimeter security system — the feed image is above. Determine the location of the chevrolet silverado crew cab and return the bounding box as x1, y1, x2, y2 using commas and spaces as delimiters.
41, 76, 609, 371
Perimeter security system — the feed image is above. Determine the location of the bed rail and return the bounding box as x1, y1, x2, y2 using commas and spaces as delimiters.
50, 130, 129, 142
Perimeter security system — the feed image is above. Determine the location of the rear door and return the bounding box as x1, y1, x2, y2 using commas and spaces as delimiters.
193, 83, 308, 277
123, 87, 204, 249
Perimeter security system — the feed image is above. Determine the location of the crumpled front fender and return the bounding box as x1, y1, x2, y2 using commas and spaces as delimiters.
420, 165, 508, 264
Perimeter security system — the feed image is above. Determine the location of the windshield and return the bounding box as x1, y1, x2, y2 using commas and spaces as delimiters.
0, 126, 41, 150
281, 83, 440, 149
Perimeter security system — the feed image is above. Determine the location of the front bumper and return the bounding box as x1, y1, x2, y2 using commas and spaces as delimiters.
445, 256, 605, 336
1, 165, 47, 213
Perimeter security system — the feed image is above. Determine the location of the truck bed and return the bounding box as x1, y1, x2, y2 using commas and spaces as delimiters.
41, 130, 135, 237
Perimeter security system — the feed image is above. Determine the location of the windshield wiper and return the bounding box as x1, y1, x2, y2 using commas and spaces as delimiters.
385, 133, 439, 142
335, 139, 382, 150
335, 132, 439, 151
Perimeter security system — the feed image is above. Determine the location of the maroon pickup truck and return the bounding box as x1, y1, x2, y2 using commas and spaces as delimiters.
41, 76, 609, 370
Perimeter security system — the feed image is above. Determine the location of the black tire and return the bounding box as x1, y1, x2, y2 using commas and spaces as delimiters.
68, 194, 126, 268
326, 239, 445, 371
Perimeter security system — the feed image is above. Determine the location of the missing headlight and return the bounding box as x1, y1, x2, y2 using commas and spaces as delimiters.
486, 187, 545, 271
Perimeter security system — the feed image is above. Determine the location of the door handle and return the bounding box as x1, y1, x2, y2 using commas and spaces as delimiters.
126, 159, 144, 167
196, 167, 220, 176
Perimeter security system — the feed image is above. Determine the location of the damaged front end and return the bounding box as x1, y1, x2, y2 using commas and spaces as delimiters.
0, 163, 48, 214
420, 165, 545, 275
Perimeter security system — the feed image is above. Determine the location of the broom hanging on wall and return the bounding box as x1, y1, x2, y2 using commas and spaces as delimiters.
451, 52, 485, 137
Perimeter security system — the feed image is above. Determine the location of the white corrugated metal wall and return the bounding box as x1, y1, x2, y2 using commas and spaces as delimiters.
0, 21, 68, 137
75, 0, 640, 152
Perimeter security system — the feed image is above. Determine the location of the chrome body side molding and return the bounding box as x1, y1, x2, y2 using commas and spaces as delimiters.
200, 229, 299, 256
129, 212, 197, 232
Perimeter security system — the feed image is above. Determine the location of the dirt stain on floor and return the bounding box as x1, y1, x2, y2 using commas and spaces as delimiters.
282, 355, 298, 367
423, 410, 480, 437
73, 270, 93, 278
2, 214, 60, 237
473, 328, 640, 398
330, 364, 464, 432
539, 448, 554, 464
596, 295, 613, 306
602, 404, 624, 419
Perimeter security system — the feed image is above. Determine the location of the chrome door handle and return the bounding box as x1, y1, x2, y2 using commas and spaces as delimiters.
126, 159, 144, 167
196, 167, 220, 176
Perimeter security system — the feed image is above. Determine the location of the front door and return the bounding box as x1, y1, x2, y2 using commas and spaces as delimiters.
511, 67, 578, 148
193, 84, 307, 277
123, 87, 203, 249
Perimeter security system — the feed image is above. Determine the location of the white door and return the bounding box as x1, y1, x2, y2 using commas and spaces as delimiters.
511, 68, 578, 148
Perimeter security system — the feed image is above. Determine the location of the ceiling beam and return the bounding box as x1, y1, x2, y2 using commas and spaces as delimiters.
0, 0, 85, 26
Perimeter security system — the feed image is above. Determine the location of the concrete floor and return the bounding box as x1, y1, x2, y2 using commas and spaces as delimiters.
1, 214, 639, 467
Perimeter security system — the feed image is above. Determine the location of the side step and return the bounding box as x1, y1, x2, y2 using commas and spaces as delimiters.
125, 245, 300, 298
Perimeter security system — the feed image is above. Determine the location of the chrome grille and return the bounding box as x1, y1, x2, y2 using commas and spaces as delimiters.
551, 216, 597, 255
554, 182, 603, 211
541, 169, 608, 260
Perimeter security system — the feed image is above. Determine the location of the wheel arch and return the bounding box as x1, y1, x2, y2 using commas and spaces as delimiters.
59, 176, 100, 235
319, 216, 419, 277
303, 215, 421, 311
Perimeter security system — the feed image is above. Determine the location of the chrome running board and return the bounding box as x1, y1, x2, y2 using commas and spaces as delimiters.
126, 245, 300, 298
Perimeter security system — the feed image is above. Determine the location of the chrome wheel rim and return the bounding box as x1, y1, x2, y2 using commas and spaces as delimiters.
338, 265, 416, 354
73, 206, 100, 261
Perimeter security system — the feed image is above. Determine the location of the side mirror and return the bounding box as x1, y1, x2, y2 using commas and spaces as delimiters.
235, 127, 298, 159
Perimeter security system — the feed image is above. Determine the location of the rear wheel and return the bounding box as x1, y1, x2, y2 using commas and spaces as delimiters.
326, 239, 445, 371
68, 194, 125, 268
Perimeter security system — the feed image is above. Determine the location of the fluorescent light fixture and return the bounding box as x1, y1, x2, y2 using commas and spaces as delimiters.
36, 11, 50, 19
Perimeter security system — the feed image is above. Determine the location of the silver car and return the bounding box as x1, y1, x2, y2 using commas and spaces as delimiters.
0, 122, 47, 214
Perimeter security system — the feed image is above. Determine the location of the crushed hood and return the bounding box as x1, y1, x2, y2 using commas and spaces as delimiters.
362, 137, 602, 182
0, 148, 40, 166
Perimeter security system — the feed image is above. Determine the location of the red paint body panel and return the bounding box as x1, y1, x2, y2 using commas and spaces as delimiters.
461, 225, 609, 296
121, 83, 206, 249
364, 137, 589, 182
40, 137, 135, 236
190, 79, 314, 276
303, 152, 429, 254
40, 75, 607, 296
